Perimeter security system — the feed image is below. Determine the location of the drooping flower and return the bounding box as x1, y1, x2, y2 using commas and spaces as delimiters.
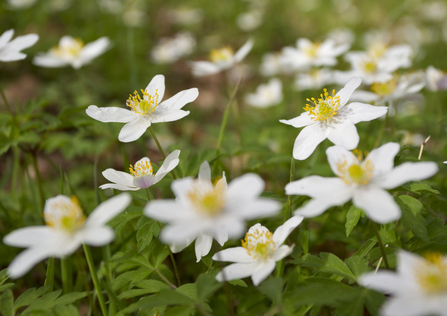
86, 74, 198, 142
190, 39, 253, 77
213, 216, 303, 286
151, 32, 196, 64
244, 78, 282, 108
286, 143, 438, 223
3, 194, 131, 278
0, 29, 38, 62
144, 161, 281, 262
33, 36, 110, 69
100, 150, 180, 191
280, 77, 388, 160
361, 251, 447, 316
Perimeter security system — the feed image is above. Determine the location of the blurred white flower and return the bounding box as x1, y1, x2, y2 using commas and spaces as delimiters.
295, 68, 334, 91
166, 7, 204, 25
280, 77, 387, 160
361, 251, 447, 316
3, 194, 131, 278
244, 78, 282, 108
421, 1, 447, 21
213, 216, 303, 286
425, 66, 447, 91
281, 38, 350, 71
151, 32, 196, 64
86, 74, 198, 142
190, 39, 254, 77
399, 131, 426, 147
144, 161, 281, 262
286, 143, 438, 223
100, 150, 180, 191
122, 8, 146, 28
0, 29, 38, 62
327, 28, 355, 46
6, 0, 36, 9
259, 52, 292, 76
33, 36, 110, 69
237, 11, 263, 32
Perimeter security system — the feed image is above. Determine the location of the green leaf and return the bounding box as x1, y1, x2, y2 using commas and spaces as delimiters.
148, 239, 170, 269
0, 269, 9, 287
118, 289, 162, 300
135, 280, 170, 292
136, 217, 155, 252
196, 274, 222, 302
355, 240, 377, 259
53, 292, 87, 306
403, 182, 440, 195
334, 288, 365, 316
345, 256, 368, 279
108, 206, 142, 232
257, 277, 283, 304
23, 289, 62, 313
228, 279, 247, 287
364, 288, 385, 316
112, 269, 152, 291
52, 304, 79, 316
177, 284, 197, 300
345, 205, 363, 237
0, 289, 14, 316
13, 286, 51, 311
396, 195, 424, 216
397, 196, 429, 242
0, 284, 14, 293
163, 305, 194, 316
299, 253, 356, 281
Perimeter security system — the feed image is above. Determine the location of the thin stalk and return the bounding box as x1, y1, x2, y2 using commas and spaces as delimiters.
216, 77, 243, 157
373, 112, 388, 148
0, 84, 13, 115
371, 222, 390, 269
154, 268, 177, 290
44, 257, 55, 292
30, 153, 45, 211
83, 244, 108, 316
149, 126, 177, 180
61, 258, 70, 294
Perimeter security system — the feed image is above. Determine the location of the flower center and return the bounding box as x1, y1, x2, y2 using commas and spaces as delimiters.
242, 225, 275, 260
187, 179, 226, 216
371, 79, 396, 97
369, 41, 387, 58
304, 88, 341, 122
44, 196, 85, 233
416, 252, 447, 295
126, 89, 160, 116
361, 57, 378, 73
129, 160, 153, 178
209, 46, 234, 63
52, 38, 84, 58
336, 149, 374, 185
303, 42, 320, 58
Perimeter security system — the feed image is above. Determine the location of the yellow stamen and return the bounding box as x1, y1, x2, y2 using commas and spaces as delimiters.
416, 252, 447, 294
188, 178, 226, 216
209, 46, 234, 63
303, 88, 341, 122
303, 42, 320, 58
371, 79, 396, 97
44, 196, 85, 233
361, 56, 378, 73
126, 89, 159, 116
336, 149, 374, 185
242, 226, 275, 260
52, 38, 84, 58
129, 160, 153, 178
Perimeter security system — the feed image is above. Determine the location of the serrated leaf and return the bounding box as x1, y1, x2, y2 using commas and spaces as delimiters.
228, 279, 247, 287
52, 304, 79, 316
23, 290, 62, 313
334, 288, 365, 316
13, 286, 51, 311
0, 284, 14, 293
257, 277, 283, 304
0, 289, 13, 316
135, 280, 170, 292
345, 256, 368, 279
148, 238, 170, 269
108, 206, 142, 232
53, 292, 87, 306
112, 269, 152, 291
177, 283, 197, 300
403, 182, 439, 195
346, 205, 363, 237
163, 305, 194, 316
0, 270, 9, 287
196, 274, 222, 302
398, 198, 429, 242
396, 195, 424, 216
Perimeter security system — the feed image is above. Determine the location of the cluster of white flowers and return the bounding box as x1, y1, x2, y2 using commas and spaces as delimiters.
151, 32, 196, 64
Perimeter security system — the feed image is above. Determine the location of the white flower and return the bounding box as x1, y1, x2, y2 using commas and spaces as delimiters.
426, 66, 447, 91
236, 11, 263, 32
286, 143, 438, 223
166, 7, 204, 25
281, 38, 350, 71
280, 77, 388, 160
244, 78, 282, 108
327, 28, 355, 46
151, 32, 195, 64
190, 39, 253, 77
86, 74, 198, 142
3, 194, 131, 278
259, 52, 292, 76
361, 251, 447, 316
0, 29, 38, 62
6, 0, 36, 9
33, 36, 110, 69
295, 68, 334, 91
213, 216, 304, 286
100, 150, 180, 191
144, 161, 281, 262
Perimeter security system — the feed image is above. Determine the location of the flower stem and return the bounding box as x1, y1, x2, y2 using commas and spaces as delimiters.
83, 244, 108, 316
374, 110, 388, 148
61, 258, 70, 294
30, 152, 45, 211
149, 126, 177, 180
44, 257, 55, 292
371, 222, 390, 269
0, 84, 13, 114
154, 268, 177, 290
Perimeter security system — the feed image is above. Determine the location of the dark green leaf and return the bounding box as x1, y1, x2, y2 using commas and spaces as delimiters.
196, 273, 222, 302
0, 289, 13, 316
345, 205, 363, 237
257, 276, 283, 304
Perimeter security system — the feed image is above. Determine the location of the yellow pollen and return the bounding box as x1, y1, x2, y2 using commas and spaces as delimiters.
209, 46, 234, 63
369, 41, 387, 58
52, 38, 84, 57
44, 196, 85, 233
303, 88, 341, 122
242, 226, 275, 260
188, 179, 226, 216
416, 252, 447, 295
371, 79, 396, 97
303, 42, 320, 58
129, 160, 153, 178
336, 149, 374, 185
126, 89, 159, 116
361, 57, 378, 73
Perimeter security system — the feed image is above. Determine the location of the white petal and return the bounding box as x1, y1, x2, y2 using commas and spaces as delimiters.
150, 110, 190, 123
190, 61, 222, 77
341, 102, 388, 124
145, 75, 165, 103
8, 247, 52, 279
360, 271, 405, 293
81, 226, 115, 246
79, 37, 110, 63
85, 193, 131, 227
170, 239, 194, 253
195, 232, 213, 262
198, 161, 211, 182
234, 38, 254, 63
102, 169, 134, 187
144, 200, 195, 222
216, 262, 257, 282
349, 90, 380, 103
226, 198, 281, 220
251, 260, 276, 286
285, 175, 347, 198
292, 123, 328, 160
326, 119, 359, 150
0, 29, 14, 49
294, 194, 351, 218
336, 77, 362, 106
279, 112, 314, 128
214, 230, 228, 246
382, 297, 431, 316
375, 162, 438, 190
118, 117, 151, 143
33, 55, 69, 67
366, 142, 400, 177
4, 33, 38, 52
156, 88, 198, 114
212, 247, 254, 263
133, 174, 157, 189
171, 178, 194, 197
99, 183, 138, 191
211, 217, 246, 240
85, 105, 139, 123
227, 173, 265, 200
154, 150, 180, 183
326, 146, 359, 177
160, 222, 204, 244
272, 216, 304, 245
353, 187, 401, 223
3, 227, 56, 248
271, 245, 294, 261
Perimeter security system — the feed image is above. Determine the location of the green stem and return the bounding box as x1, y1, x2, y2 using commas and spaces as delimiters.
374, 109, 388, 148
0, 84, 13, 114
83, 244, 108, 316
149, 126, 177, 180
31, 152, 45, 211
44, 257, 55, 292
154, 268, 177, 290
61, 258, 70, 294
371, 222, 390, 269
